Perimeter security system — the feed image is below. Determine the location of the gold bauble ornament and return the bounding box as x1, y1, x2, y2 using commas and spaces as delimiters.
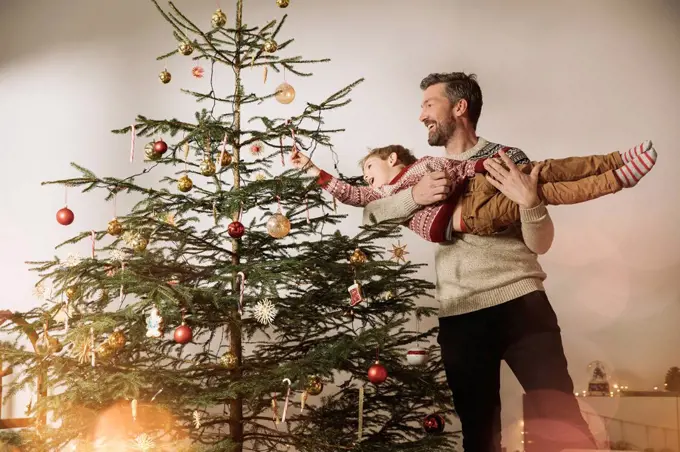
306, 375, 323, 396
144, 142, 162, 161
220, 351, 239, 369
96, 342, 113, 359
276, 0, 290, 7
349, 248, 368, 265
200, 159, 216, 176
159, 70, 172, 84
263, 39, 278, 53
178, 175, 194, 192
65, 286, 80, 301
275, 82, 295, 104
107, 218, 123, 236
49, 337, 63, 354
266, 212, 291, 239
108, 331, 126, 350
178, 41, 194, 56
211, 8, 227, 27
220, 151, 233, 167
132, 236, 148, 253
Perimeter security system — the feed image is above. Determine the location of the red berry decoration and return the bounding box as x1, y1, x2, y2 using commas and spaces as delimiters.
56, 207, 75, 225
367, 360, 388, 384
423, 413, 445, 434
227, 221, 245, 238
174, 323, 193, 344
153, 139, 168, 155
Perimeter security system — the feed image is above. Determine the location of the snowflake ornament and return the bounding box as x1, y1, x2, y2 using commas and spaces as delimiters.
255, 172, 266, 181
61, 253, 82, 268
109, 249, 127, 262
252, 299, 278, 325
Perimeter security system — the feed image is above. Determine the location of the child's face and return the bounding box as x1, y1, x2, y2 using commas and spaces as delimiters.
363, 154, 399, 188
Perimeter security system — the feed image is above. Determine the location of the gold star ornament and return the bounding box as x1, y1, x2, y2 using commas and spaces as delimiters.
390, 241, 409, 264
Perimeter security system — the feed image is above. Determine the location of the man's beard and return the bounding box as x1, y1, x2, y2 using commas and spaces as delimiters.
427, 120, 455, 147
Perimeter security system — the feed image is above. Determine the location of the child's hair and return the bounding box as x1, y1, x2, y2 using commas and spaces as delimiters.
359, 145, 417, 169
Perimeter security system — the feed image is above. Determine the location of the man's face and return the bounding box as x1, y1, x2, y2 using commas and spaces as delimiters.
362, 155, 395, 189
419, 83, 456, 147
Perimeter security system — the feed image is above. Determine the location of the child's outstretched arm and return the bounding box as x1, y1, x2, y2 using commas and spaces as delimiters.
290, 149, 383, 207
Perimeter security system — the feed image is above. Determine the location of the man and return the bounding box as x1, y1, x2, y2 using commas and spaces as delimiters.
362, 72, 596, 451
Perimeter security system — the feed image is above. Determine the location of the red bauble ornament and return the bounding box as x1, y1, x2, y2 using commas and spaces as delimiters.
153, 139, 168, 155
56, 207, 75, 225
367, 360, 388, 384
174, 323, 192, 344
423, 413, 445, 434
227, 221, 245, 238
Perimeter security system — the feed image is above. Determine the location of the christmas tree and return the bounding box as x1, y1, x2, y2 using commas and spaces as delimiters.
0, 1, 457, 451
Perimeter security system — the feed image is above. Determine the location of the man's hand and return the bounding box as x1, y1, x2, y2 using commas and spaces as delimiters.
412, 171, 452, 205
484, 150, 542, 209
290, 148, 321, 176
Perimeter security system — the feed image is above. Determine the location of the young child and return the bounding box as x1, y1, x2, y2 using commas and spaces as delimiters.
290, 141, 657, 242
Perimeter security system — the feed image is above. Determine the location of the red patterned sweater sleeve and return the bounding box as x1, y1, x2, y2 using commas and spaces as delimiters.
399, 157, 480, 242
317, 170, 383, 207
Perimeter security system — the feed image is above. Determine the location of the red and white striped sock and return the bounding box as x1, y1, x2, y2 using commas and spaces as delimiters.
619, 140, 653, 163
614, 147, 657, 187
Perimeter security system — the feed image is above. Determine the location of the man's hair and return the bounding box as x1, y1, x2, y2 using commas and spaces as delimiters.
359, 144, 418, 169
420, 72, 483, 128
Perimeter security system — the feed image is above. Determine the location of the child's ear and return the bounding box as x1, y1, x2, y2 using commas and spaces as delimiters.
388, 152, 398, 166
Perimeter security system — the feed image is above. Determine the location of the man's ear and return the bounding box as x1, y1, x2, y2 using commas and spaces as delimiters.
452, 99, 468, 119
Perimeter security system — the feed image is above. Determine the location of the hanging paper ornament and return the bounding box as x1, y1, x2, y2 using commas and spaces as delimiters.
200, 158, 216, 176
178, 175, 193, 192
146, 306, 164, 338
107, 218, 123, 236
349, 248, 367, 265
178, 41, 194, 55
56, 207, 75, 226
193, 410, 202, 429
159, 70, 172, 84
263, 39, 278, 53
250, 141, 264, 156
211, 8, 227, 27
406, 347, 429, 366
275, 82, 295, 104
192, 66, 205, 78
227, 221, 245, 238
348, 281, 364, 306
367, 360, 387, 384
423, 413, 445, 434
220, 351, 239, 369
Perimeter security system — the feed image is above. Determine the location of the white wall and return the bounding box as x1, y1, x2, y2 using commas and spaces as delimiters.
1, 0, 679, 450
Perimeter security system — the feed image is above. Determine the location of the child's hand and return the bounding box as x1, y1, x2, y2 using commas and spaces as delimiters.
290, 148, 320, 176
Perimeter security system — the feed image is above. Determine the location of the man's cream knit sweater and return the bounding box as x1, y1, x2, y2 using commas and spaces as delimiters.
362, 137, 554, 317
